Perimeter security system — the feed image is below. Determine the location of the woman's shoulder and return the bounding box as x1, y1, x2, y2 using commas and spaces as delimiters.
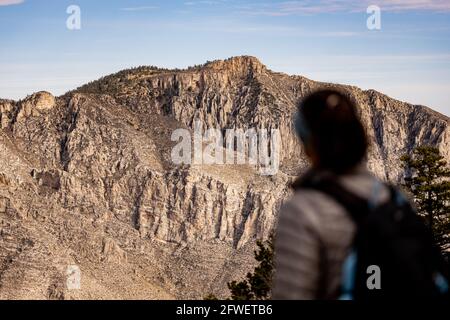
281, 188, 341, 230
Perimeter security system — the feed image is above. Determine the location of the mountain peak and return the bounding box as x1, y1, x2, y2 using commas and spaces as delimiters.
22, 91, 56, 111
204, 55, 266, 73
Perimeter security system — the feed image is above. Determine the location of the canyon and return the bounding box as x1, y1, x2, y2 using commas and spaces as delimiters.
0, 56, 448, 299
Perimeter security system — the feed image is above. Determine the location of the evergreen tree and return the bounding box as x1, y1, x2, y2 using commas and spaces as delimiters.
205, 233, 274, 300
401, 145, 450, 247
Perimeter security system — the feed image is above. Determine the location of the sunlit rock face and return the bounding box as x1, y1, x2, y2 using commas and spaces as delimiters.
0, 56, 448, 299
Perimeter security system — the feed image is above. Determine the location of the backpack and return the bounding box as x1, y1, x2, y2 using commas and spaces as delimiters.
296, 172, 450, 300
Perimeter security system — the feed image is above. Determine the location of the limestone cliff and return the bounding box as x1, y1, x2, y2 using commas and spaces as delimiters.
0, 56, 448, 299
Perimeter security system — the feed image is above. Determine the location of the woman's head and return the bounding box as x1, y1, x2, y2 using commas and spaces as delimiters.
294, 89, 368, 174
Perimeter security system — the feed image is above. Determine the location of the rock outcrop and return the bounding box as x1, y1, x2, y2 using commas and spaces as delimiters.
0, 56, 448, 299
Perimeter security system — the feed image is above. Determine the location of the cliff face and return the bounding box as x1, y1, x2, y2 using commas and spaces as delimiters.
0, 56, 448, 299
75, 56, 450, 179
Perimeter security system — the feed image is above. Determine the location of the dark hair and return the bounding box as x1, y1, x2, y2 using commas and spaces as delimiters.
295, 89, 368, 174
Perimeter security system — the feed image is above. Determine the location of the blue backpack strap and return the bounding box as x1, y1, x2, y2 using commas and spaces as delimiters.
339, 250, 358, 300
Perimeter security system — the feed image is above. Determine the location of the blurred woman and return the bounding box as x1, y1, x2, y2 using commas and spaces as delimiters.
273, 89, 390, 299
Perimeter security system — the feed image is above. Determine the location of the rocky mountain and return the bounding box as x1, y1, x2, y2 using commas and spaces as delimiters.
0, 56, 448, 299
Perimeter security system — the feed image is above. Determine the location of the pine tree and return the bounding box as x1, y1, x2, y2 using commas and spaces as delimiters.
401, 145, 450, 247
205, 233, 274, 300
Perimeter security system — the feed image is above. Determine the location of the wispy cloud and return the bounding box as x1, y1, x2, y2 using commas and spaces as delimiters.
376, 0, 450, 12
184, 0, 227, 5
0, 0, 24, 6
238, 0, 450, 16
120, 6, 159, 12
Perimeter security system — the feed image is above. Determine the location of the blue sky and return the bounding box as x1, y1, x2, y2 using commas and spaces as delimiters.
0, 0, 449, 116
